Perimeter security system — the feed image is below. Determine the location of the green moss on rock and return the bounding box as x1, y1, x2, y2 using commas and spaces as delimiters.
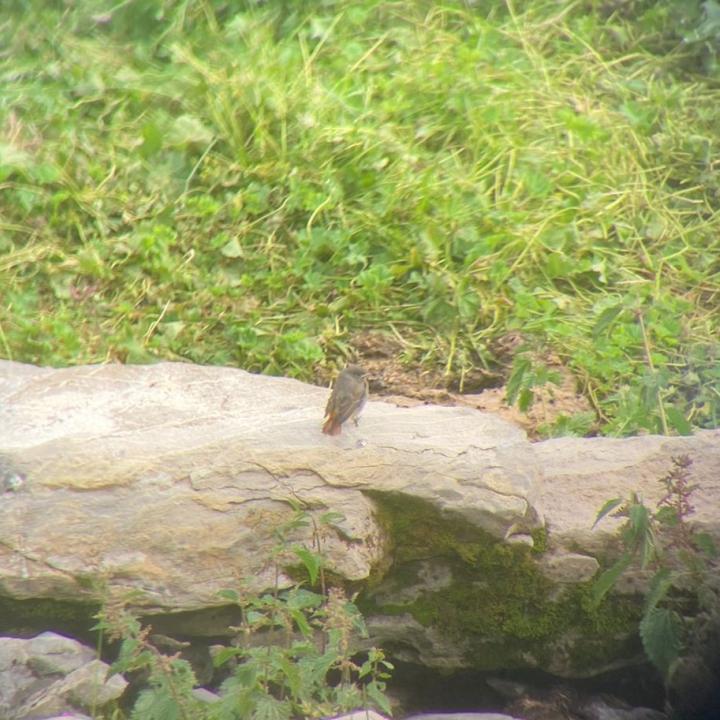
0, 595, 99, 639
361, 491, 642, 674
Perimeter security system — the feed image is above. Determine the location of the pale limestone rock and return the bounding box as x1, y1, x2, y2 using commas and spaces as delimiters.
1, 360, 720, 679
0, 360, 538, 612
192, 687, 221, 703
539, 552, 600, 584
363, 611, 478, 670
329, 712, 389, 720
534, 433, 720, 553
65, 660, 129, 708
0, 632, 126, 719
24, 632, 95, 675
534, 433, 720, 595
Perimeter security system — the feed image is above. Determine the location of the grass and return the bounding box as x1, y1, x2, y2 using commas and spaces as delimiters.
1, 0, 719, 436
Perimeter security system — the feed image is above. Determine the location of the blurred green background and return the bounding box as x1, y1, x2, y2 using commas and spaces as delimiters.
2, 0, 719, 436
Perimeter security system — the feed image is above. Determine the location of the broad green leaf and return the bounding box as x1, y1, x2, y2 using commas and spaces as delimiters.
665, 406, 692, 436
212, 645, 244, 667
246, 610, 268, 627
366, 680, 392, 716
518, 387, 534, 412
644, 567, 675, 612
592, 304, 624, 338
593, 497, 623, 528
287, 587, 323, 609
293, 546, 322, 585
289, 608, 313, 638
590, 553, 632, 607
253, 694, 292, 720
506, 355, 531, 407
640, 607, 683, 677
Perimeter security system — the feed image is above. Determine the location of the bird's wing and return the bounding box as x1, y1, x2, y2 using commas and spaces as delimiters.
333, 379, 366, 425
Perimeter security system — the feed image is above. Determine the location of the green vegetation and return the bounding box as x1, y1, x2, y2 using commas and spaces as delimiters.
92, 503, 392, 719
592, 455, 718, 679
0, 595, 99, 637
2, 0, 719, 435
96, 586, 391, 719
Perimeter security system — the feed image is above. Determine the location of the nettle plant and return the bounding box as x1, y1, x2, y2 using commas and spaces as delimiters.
96, 503, 392, 720
591, 455, 718, 678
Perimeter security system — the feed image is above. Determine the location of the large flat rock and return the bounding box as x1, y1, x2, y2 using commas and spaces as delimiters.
2, 360, 719, 677
0, 361, 537, 611
536, 433, 720, 550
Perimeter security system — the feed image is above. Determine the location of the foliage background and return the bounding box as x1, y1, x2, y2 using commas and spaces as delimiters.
2, 0, 719, 435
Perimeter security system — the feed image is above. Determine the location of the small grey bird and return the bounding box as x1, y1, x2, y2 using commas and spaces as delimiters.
322, 364, 369, 436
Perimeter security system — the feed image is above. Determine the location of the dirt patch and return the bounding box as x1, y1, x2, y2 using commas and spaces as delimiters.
318, 331, 595, 439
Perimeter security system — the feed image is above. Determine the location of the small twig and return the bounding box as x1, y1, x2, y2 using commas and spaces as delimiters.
144, 300, 171, 342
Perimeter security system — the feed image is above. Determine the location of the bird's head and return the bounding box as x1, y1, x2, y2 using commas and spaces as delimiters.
345, 364, 368, 379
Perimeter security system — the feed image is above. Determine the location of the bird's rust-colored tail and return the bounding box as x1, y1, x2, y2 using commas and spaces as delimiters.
322, 416, 342, 435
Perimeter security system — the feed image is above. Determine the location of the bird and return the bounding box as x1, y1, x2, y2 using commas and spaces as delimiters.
322, 364, 369, 436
